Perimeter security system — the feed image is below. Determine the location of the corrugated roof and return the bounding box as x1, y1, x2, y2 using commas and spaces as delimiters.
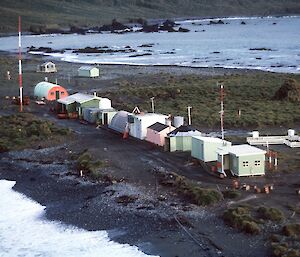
148, 122, 169, 132
109, 111, 129, 133
57, 93, 100, 105
168, 125, 201, 137
34, 82, 61, 98
78, 66, 99, 71
227, 145, 266, 157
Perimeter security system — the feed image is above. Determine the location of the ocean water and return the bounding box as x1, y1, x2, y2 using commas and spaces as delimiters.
0, 180, 158, 257
0, 16, 299, 73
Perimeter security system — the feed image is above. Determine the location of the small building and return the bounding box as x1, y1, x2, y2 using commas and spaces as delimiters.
109, 111, 130, 133
191, 136, 232, 162
128, 113, 169, 140
34, 81, 68, 101
36, 62, 57, 73
57, 93, 110, 117
217, 144, 266, 177
82, 107, 117, 125
165, 125, 201, 152
78, 66, 100, 78
146, 122, 175, 146
97, 109, 117, 125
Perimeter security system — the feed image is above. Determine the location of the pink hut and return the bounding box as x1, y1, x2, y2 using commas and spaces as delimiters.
146, 122, 175, 146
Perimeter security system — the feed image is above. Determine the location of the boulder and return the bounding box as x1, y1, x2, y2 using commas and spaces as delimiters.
178, 27, 190, 32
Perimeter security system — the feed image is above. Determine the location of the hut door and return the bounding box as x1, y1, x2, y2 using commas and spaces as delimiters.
164, 137, 170, 152
103, 113, 108, 125
55, 91, 60, 100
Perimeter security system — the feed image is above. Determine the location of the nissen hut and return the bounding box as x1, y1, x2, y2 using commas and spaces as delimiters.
78, 66, 100, 78
34, 81, 68, 101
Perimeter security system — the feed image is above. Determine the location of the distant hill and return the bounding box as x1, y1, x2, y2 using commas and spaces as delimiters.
1, 0, 300, 33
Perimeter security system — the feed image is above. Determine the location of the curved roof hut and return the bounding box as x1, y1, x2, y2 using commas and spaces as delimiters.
108, 111, 130, 133
34, 82, 68, 101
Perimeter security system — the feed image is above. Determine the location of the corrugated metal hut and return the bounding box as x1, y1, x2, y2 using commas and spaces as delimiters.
217, 145, 266, 177
165, 125, 201, 152
129, 113, 168, 140
34, 81, 68, 101
57, 93, 103, 117
78, 66, 100, 78
191, 136, 232, 162
109, 111, 130, 133
146, 122, 175, 146
36, 61, 57, 73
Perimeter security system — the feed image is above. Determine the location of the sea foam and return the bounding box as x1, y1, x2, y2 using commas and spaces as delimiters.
0, 180, 158, 257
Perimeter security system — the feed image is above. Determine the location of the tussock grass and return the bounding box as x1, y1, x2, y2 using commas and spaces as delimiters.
257, 206, 285, 222
0, 113, 71, 152
223, 207, 261, 235
158, 171, 222, 206
103, 73, 300, 128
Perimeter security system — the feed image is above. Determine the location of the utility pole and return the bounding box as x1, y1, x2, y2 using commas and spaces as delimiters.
187, 106, 192, 125
150, 97, 155, 113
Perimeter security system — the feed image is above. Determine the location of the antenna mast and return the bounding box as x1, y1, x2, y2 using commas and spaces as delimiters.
219, 82, 224, 140
18, 16, 23, 112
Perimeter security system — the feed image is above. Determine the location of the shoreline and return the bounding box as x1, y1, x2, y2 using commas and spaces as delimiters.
1, 14, 299, 37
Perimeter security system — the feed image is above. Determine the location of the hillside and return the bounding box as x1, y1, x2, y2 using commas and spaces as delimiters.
0, 0, 300, 33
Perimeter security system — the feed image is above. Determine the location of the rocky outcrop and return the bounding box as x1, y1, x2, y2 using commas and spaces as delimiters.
274, 79, 300, 102
98, 19, 130, 32
73, 46, 136, 54
209, 19, 225, 25
178, 27, 190, 32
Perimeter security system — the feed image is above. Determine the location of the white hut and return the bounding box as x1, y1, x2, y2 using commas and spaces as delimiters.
36, 62, 57, 73
78, 66, 100, 78
128, 113, 168, 140
165, 125, 201, 152
191, 136, 232, 162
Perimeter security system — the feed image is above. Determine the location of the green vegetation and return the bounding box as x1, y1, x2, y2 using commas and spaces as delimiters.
1, 0, 300, 32
222, 190, 241, 199
257, 206, 285, 222
223, 206, 261, 234
104, 73, 300, 128
223, 206, 286, 235
158, 171, 222, 206
282, 224, 300, 238
75, 150, 112, 181
0, 113, 71, 152
271, 243, 300, 257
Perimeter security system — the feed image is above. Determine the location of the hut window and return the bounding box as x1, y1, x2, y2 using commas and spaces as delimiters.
255, 160, 261, 166
243, 161, 249, 167
61, 92, 65, 95
50, 92, 54, 95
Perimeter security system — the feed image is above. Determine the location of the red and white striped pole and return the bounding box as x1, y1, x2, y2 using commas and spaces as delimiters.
220, 83, 225, 140
18, 16, 23, 112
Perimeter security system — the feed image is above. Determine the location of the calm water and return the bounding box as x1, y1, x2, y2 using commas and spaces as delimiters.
0, 180, 158, 257
0, 16, 299, 73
